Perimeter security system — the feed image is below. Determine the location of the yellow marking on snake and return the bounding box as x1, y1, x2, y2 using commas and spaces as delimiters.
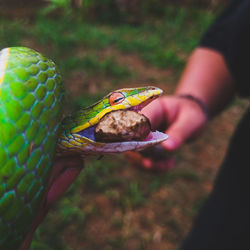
73, 134, 104, 147
0, 48, 10, 87
72, 106, 116, 133
60, 133, 105, 150
60, 140, 74, 148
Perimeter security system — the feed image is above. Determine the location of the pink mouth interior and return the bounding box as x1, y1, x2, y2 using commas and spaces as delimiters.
143, 131, 168, 142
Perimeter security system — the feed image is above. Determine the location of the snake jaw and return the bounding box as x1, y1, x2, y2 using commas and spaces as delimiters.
78, 131, 168, 153
58, 130, 168, 155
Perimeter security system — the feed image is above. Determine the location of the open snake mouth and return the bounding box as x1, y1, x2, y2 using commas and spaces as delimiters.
77, 97, 168, 153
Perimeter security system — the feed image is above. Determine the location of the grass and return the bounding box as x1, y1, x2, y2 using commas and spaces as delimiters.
1, 7, 214, 71
2, 5, 243, 250
59, 54, 132, 78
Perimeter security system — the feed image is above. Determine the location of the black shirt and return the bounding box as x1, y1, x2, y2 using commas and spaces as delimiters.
200, 0, 250, 97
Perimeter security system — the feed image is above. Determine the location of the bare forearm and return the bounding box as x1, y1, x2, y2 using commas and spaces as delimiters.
175, 47, 235, 117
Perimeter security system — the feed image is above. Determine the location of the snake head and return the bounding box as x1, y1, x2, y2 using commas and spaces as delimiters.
58, 86, 168, 155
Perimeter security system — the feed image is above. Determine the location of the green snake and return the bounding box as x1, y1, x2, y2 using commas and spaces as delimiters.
0, 47, 168, 249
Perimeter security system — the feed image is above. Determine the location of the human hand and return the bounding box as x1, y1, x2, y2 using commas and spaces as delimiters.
19, 156, 84, 250
126, 95, 208, 171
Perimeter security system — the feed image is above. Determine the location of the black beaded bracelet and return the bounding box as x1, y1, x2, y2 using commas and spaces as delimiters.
177, 94, 209, 120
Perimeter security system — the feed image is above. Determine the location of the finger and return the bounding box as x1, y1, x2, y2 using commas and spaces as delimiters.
162, 112, 205, 151
47, 156, 84, 206
21, 157, 84, 250
47, 167, 82, 206
125, 151, 175, 171
142, 157, 175, 171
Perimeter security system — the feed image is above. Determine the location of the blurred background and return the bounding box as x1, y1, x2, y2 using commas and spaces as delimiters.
1, 0, 248, 249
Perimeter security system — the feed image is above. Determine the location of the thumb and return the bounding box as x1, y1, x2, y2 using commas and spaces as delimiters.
47, 156, 84, 206
161, 112, 204, 151
162, 125, 185, 152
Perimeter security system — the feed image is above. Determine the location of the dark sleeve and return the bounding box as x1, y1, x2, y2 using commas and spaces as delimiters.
200, 0, 250, 97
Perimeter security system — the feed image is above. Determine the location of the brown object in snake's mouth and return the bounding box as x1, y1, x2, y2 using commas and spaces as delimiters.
95, 110, 151, 142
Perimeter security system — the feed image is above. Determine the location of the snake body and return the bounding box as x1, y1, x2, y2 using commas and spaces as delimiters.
0, 47, 167, 249
0, 47, 63, 249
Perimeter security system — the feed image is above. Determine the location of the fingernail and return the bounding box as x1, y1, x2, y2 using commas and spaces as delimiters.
162, 139, 177, 151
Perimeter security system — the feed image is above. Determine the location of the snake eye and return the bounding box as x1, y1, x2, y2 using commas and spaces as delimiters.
109, 92, 125, 106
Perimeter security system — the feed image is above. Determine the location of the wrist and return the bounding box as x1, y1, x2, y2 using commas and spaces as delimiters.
176, 94, 210, 120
